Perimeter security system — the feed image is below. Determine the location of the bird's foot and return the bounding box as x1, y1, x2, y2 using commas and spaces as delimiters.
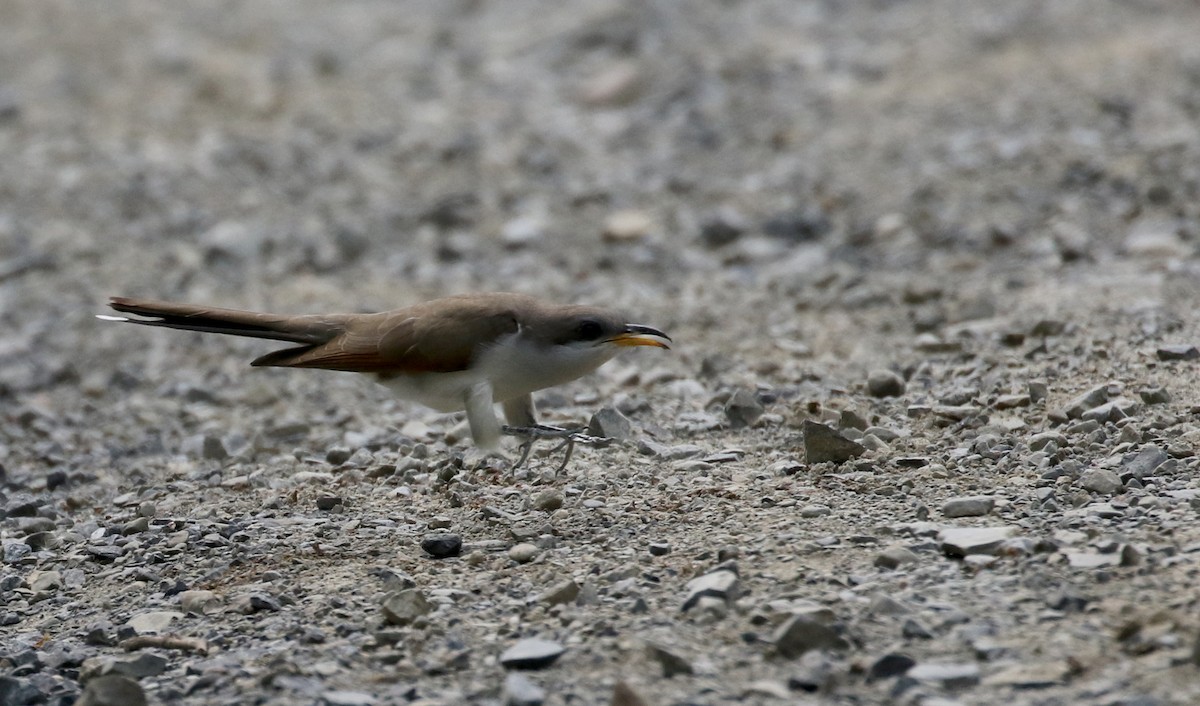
502, 425, 610, 475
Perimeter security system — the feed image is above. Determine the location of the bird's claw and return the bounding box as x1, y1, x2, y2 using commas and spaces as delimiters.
502, 425, 610, 475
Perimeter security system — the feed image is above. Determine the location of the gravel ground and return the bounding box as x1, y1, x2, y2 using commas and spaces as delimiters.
4, 1, 1200, 704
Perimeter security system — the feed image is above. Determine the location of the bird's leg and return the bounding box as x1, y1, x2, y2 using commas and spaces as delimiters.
501, 395, 612, 473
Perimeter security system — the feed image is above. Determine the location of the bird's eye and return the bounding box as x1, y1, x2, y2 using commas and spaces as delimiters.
577, 319, 604, 340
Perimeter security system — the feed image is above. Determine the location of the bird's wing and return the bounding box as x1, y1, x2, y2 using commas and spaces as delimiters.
250, 307, 520, 374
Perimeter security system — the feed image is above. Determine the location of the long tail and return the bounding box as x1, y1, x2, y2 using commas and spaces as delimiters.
101, 297, 342, 345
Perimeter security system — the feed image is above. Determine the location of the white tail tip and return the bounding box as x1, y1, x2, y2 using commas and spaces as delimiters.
96, 314, 129, 322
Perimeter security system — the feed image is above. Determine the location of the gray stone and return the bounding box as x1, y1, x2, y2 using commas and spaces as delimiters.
1063, 384, 1110, 418
1028, 431, 1066, 451
699, 206, 749, 248
802, 421, 865, 465
1123, 446, 1168, 479
504, 673, 546, 706
499, 638, 565, 670
867, 369, 906, 397
316, 495, 342, 511
182, 433, 228, 460
28, 570, 62, 593
800, 504, 832, 518
108, 652, 169, 678
179, 590, 220, 614
648, 542, 671, 556
724, 389, 764, 429
773, 615, 849, 658
1139, 387, 1171, 405
908, 661, 981, 688
867, 653, 916, 682
381, 589, 432, 626
3, 540, 31, 564
902, 618, 933, 639
121, 517, 150, 535
645, 641, 694, 677
77, 675, 147, 706
1081, 400, 1135, 423
941, 496, 994, 518
1080, 468, 1123, 494
421, 533, 462, 558
508, 543, 539, 563
1156, 344, 1200, 361
321, 692, 378, 706
681, 567, 740, 611
125, 611, 183, 634
537, 579, 579, 606
982, 662, 1067, 688
531, 490, 563, 512
587, 407, 634, 441
1028, 380, 1049, 403
874, 546, 920, 569
939, 526, 1017, 557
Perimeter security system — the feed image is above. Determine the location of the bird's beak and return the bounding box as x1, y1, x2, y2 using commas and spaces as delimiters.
608, 324, 672, 349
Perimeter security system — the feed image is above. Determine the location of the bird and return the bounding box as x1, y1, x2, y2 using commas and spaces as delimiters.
98, 292, 671, 460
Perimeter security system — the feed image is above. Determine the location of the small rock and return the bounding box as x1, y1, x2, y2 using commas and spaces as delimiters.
724, 389, 764, 429
902, 618, 934, 639
1123, 446, 1167, 479
183, 434, 228, 461
77, 675, 147, 706
802, 421, 866, 465
1139, 387, 1170, 405
234, 593, 281, 614
580, 60, 642, 107
644, 641, 694, 677
772, 615, 849, 659
1156, 344, 1200, 361
509, 543, 540, 563
381, 589, 432, 626
421, 533, 463, 558
179, 590, 220, 614
108, 652, 169, 678
125, 611, 183, 635
504, 673, 546, 706
602, 210, 654, 242
866, 369, 906, 397
531, 490, 563, 512
610, 681, 650, 706
681, 567, 740, 611
320, 691, 378, 706
1079, 468, 1123, 495
1063, 384, 1110, 418
316, 495, 342, 511
941, 496, 995, 518
648, 542, 671, 557
867, 653, 916, 682
1028, 381, 1049, 403
874, 546, 920, 570
499, 639, 565, 670
120, 517, 150, 535
939, 526, 1018, 557
28, 570, 62, 593
982, 661, 1068, 688
537, 579, 580, 606
907, 661, 981, 689
588, 407, 634, 441
799, 504, 831, 518
699, 207, 750, 248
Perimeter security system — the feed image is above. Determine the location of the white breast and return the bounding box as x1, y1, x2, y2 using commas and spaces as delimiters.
376, 331, 618, 413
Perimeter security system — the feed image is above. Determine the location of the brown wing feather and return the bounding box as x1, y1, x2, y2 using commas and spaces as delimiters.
251, 298, 524, 374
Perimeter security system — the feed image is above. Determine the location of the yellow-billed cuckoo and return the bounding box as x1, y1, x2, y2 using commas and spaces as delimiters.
98, 292, 671, 454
